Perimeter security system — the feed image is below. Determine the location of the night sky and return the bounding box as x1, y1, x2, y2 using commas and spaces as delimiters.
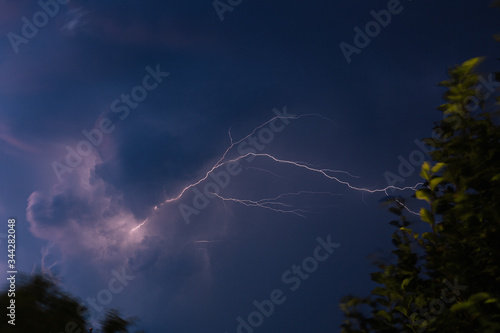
0, 0, 499, 332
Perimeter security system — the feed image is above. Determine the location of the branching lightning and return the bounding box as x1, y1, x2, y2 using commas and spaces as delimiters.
130, 112, 422, 232
210, 192, 311, 218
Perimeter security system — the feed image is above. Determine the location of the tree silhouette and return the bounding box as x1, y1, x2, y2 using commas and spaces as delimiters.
0, 273, 87, 333
100, 308, 135, 333
0, 273, 141, 333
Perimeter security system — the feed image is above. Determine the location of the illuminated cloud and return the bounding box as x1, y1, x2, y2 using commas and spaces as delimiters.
26, 155, 143, 263
25, 148, 217, 312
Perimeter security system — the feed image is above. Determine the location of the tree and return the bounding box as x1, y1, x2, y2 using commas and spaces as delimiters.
0, 273, 141, 333
0, 273, 88, 333
339, 56, 500, 331
100, 308, 135, 333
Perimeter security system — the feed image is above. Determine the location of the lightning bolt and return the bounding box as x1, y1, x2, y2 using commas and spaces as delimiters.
39, 245, 59, 277
210, 192, 311, 218
130, 112, 422, 232
210, 191, 347, 217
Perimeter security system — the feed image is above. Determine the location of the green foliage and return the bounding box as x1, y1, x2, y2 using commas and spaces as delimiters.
340, 54, 500, 332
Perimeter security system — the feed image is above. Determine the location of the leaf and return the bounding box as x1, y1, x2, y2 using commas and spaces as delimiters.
389, 220, 401, 227
423, 137, 440, 147
451, 301, 474, 312
346, 297, 361, 307
415, 189, 432, 204
461, 57, 483, 73
372, 287, 389, 297
389, 207, 402, 216
420, 208, 434, 224
422, 232, 435, 242
431, 162, 446, 174
401, 277, 413, 290
376, 310, 392, 322
394, 306, 408, 316
420, 162, 431, 180
399, 227, 415, 238
429, 177, 444, 191
470, 292, 490, 302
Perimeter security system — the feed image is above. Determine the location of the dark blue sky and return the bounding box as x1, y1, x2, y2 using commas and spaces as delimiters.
0, 0, 498, 332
